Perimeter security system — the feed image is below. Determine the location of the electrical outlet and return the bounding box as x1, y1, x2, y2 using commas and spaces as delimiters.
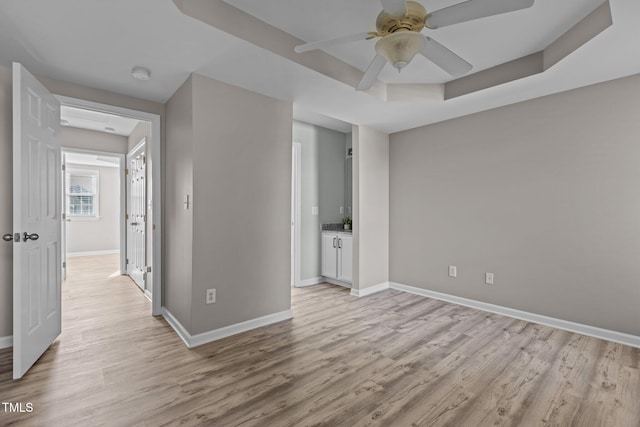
485, 273, 494, 285
448, 265, 457, 278
206, 288, 216, 304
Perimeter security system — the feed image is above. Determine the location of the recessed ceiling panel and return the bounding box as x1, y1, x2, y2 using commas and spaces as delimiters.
226, 0, 606, 83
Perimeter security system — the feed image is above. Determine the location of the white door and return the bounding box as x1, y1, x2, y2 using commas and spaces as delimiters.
126, 140, 146, 289
337, 235, 353, 283
10, 63, 62, 379
321, 233, 338, 279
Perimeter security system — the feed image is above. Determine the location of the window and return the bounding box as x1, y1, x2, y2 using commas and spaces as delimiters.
66, 168, 99, 218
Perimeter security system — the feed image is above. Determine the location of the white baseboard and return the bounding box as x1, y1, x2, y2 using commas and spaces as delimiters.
389, 282, 640, 349
350, 281, 390, 297
323, 277, 352, 289
67, 250, 120, 258
163, 308, 293, 348
0, 336, 12, 349
295, 276, 324, 287
143, 289, 152, 302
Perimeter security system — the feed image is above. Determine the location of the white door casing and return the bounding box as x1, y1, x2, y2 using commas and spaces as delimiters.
56, 96, 162, 316
127, 139, 146, 290
291, 143, 301, 287
11, 62, 62, 379
61, 152, 67, 281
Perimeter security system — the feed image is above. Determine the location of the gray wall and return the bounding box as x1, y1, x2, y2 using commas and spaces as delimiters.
0, 66, 12, 337
128, 121, 151, 153
66, 164, 120, 254
292, 121, 346, 281
0, 64, 164, 338
390, 74, 640, 336
190, 74, 292, 334
164, 76, 194, 331
62, 126, 128, 154
164, 74, 293, 335
61, 127, 125, 255
353, 125, 389, 291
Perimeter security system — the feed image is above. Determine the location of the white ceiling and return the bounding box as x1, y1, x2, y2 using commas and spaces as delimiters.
61, 106, 141, 136
0, 0, 638, 134
225, 0, 602, 84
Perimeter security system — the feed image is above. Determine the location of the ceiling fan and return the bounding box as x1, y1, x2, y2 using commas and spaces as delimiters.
294, 0, 535, 91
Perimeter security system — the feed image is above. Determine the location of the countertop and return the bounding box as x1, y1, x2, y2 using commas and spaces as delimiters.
322, 223, 352, 234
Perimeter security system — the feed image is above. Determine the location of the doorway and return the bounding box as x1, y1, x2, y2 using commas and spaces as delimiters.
61, 149, 125, 282
56, 96, 162, 316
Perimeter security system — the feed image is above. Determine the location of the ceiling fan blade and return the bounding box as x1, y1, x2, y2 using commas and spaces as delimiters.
380, 0, 408, 18
420, 37, 472, 77
356, 54, 387, 91
295, 32, 373, 53
427, 0, 534, 29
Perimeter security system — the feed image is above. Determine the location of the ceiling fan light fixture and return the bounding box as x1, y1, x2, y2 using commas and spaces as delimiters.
375, 31, 426, 71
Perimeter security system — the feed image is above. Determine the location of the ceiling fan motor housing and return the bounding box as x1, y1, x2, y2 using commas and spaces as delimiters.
376, 1, 427, 35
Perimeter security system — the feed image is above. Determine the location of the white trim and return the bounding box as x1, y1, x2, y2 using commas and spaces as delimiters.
129, 136, 146, 155
0, 336, 12, 349
323, 277, 352, 289
162, 309, 191, 348
389, 282, 640, 349
163, 308, 293, 348
57, 95, 163, 316
67, 249, 120, 257
143, 290, 152, 302
291, 142, 302, 287
350, 281, 390, 297
296, 276, 324, 287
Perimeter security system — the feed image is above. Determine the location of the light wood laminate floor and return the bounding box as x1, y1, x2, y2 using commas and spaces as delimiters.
1, 254, 639, 426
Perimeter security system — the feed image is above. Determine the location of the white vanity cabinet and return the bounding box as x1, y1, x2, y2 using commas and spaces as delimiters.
321, 231, 352, 285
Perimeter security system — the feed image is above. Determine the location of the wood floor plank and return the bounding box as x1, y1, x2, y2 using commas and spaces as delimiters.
0, 254, 638, 426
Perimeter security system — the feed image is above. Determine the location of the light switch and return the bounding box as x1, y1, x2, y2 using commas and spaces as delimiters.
312, 206, 319, 215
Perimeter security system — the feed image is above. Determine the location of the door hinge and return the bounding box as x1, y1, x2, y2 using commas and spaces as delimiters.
126, 258, 129, 265
62, 261, 66, 268
143, 272, 147, 281
125, 213, 129, 220
62, 213, 66, 220
146, 266, 152, 273
125, 168, 129, 175
61, 164, 66, 171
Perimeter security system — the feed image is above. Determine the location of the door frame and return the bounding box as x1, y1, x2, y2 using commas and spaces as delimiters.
61, 147, 126, 273
56, 95, 163, 316
291, 142, 301, 287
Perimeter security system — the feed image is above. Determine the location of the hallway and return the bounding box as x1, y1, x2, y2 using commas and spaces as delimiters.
0, 254, 176, 425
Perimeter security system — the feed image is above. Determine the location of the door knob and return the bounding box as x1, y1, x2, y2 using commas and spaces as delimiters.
4, 233, 20, 242
130, 222, 139, 226
23, 232, 39, 241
